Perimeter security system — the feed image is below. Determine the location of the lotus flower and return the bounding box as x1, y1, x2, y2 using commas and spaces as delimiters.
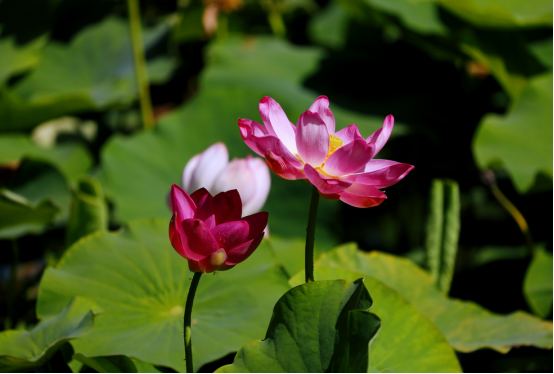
169, 184, 267, 273
239, 96, 414, 208
182, 142, 270, 216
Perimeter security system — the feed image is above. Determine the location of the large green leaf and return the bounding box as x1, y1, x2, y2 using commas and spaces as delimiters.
367, 0, 447, 35
473, 73, 553, 193
303, 244, 553, 353
73, 354, 138, 373
288, 272, 461, 372
99, 35, 391, 245
36, 219, 291, 372
437, 0, 553, 28
217, 279, 381, 373
0, 297, 94, 372
0, 135, 92, 182
65, 176, 108, 247
0, 189, 59, 239
0, 36, 45, 85
523, 245, 553, 318
0, 17, 175, 131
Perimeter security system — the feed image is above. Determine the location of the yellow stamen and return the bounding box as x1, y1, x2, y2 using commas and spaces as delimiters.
323, 135, 343, 166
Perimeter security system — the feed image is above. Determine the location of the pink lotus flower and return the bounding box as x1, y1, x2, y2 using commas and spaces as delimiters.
169, 184, 267, 273
239, 96, 414, 208
182, 143, 270, 216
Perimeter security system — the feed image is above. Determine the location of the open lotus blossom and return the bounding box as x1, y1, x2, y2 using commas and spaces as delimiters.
239, 96, 414, 208
182, 142, 271, 216
169, 184, 268, 273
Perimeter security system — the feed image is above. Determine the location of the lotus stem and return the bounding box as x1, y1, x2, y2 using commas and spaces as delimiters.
305, 185, 320, 283
127, 0, 155, 130
184, 272, 202, 372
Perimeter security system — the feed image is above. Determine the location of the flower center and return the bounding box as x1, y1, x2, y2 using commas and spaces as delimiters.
323, 135, 343, 166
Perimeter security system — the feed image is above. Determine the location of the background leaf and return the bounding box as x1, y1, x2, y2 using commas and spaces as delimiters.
473, 73, 553, 193
0, 297, 94, 372
36, 219, 291, 372
523, 245, 553, 318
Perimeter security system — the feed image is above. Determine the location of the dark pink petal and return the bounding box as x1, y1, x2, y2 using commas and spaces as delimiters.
212, 190, 242, 224
210, 221, 249, 251
254, 135, 302, 168
304, 164, 353, 194
296, 111, 329, 167
264, 151, 305, 180
323, 140, 374, 177
188, 260, 202, 273
169, 213, 186, 257
193, 192, 216, 229
224, 233, 264, 266
345, 162, 414, 188
241, 212, 269, 241
366, 115, 394, 158
308, 96, 335, 134
335, 124, 365, 145
190, 188, 212, 206
362, 159, 402, 173
238, 118, 268, 157
170, 184, 196, 220
197, 248, 227, 273
259, 97, 298, 154
343, 183, 387, 197
181, 219, 219, 261
339, 192, 387, 208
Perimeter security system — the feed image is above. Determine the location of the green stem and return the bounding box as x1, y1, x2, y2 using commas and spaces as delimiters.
267, 9, 286, 38
127, 0, 155, 130
305, 185, 320, 283
5, 240, 18, 330
184, 272, 202, 373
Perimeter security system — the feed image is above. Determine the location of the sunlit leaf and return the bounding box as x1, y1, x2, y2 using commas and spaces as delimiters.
300, 244, 553, 353
73, 354, 137, 373
36, 219, 291, 372
217, 279, 382, 373
289, 270, 462, 372
524, 245, 553, 318
473, 73, 553, 192
0, 35, 45, 85
0, 297, 94, 372
0, 189, 59, 239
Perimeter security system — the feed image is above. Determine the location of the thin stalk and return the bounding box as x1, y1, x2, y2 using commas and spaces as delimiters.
304, 186, 320, 283
490, 183, 534, 255
267, 9, 286, 38
5, 240, 18, 330
184, 272, 202, 373
127, 0, 155, 130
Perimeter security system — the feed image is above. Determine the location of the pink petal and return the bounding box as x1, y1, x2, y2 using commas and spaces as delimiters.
264, 151, 305, 180
259, 97, 298, 154
169, 213, 185, 257
296, 111, 330, 167
188, 260, 202, 273
322, 140, 374, 177
304, 164, 353, 194
366, 115, 394, 158
224, 233, 264, 266
212, 190, 242, 224
363, 159, 403, 173
254, 135, 303, 168
238, 118, 268, 157
180, 219, 219, 261
343, 183, 387, 197
345, 162, 414, 188
170, 184, 196, 220
241, 156, 271, 216
190, 188, 211, 206
211, 158, 256, 205
197, 248, 227, 273
210, 221, 249, 251
192, 191, 216, 230
338, 192, 387, 208
241, 212, 269, 241
335, 124, 365, 145
308, 95, 335, 134
187, 143, 229, 192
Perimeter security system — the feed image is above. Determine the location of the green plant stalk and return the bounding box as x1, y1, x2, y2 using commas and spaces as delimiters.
304, 186, 320, 283
127, 0, 155, 130
490, 183, 534, 255
184, 272, 202, 373
267, 9, 286, 37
